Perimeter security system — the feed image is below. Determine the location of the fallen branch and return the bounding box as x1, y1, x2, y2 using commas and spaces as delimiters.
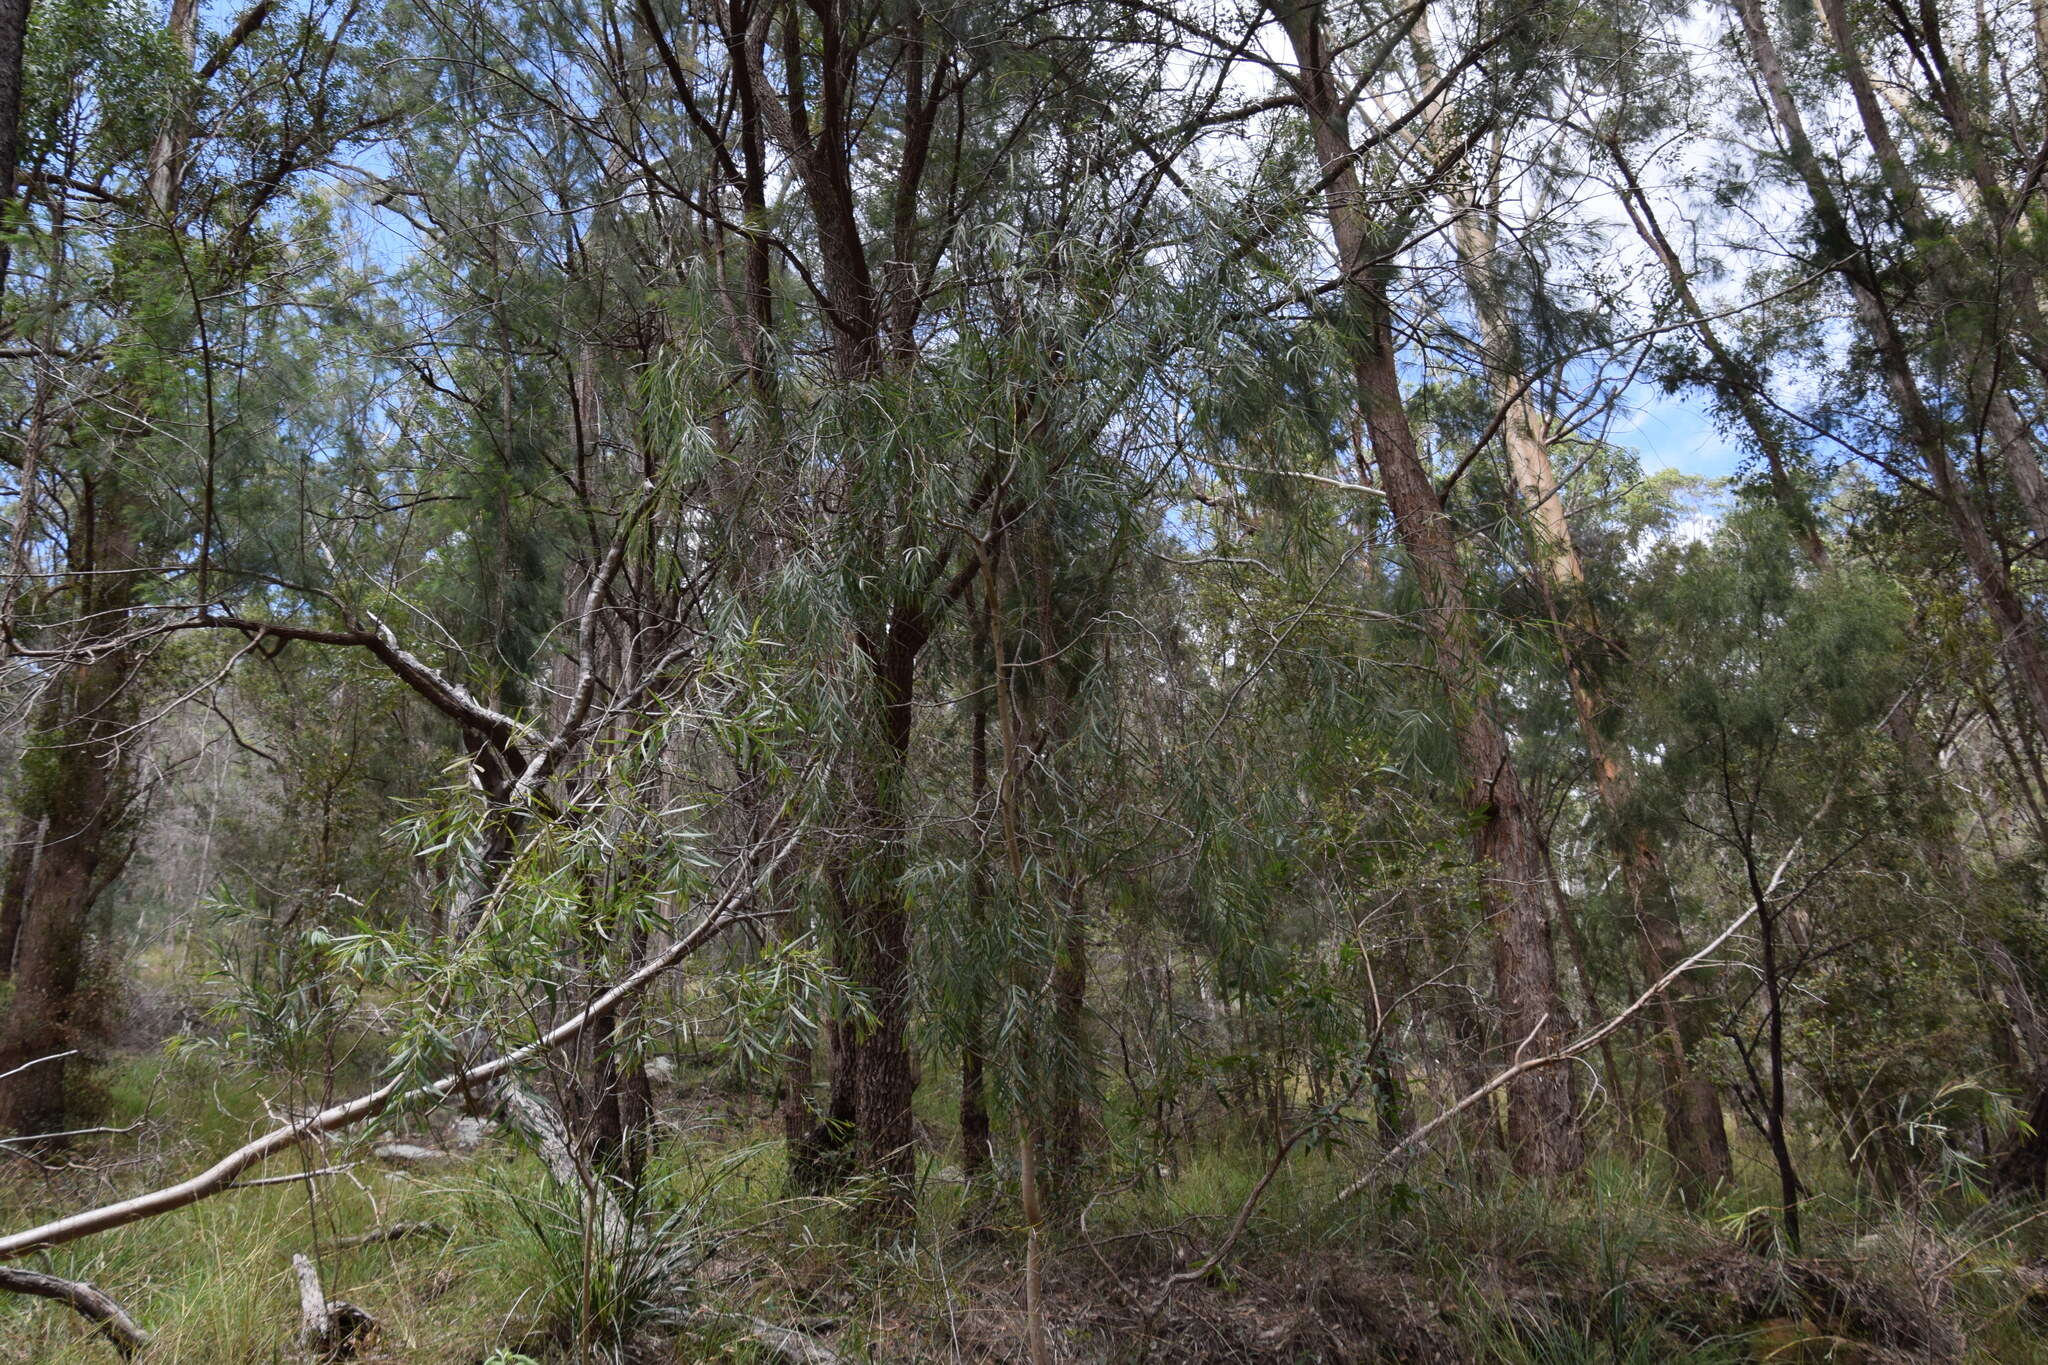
228, 1164, 356, 1191
0, 832, 799, 1261
1329, 899, 1764, 1208
1325, 831, 1813, 1208
498, 1079, 629, 1244
0, 1119, 144, 1148
0, 1050, 78, 1083
0, 1266, 150, 1358
1159, 1085, 1352, 1293
330, 1220, 449, 1251
1151, 868, 1794, 1304
702, 1310, 850, 1365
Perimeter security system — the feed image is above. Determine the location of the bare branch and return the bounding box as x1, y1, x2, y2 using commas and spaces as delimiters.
0, 831, 800, 1261
0, 1267, 150, 1358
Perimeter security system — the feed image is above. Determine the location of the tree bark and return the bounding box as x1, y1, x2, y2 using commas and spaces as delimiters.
1278, 5, 1582, 1175
0, 809, 44, 978
0, 476, 139, 1137
291, 1252, 376, 1361
1046, 879, 1091, 1184
737, 6, 944, 1222
0, 0, 31, 300
1452, 197, 1730, 1197
828, 605, 928, 1221
959, 677, 992, 1188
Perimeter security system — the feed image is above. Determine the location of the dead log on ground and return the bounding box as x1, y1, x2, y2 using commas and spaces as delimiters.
0, 1265, 150, 1358
701, 1310, 850, 1365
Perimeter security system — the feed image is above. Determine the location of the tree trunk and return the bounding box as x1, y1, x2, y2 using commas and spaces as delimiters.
959, 677, 992, 1189
0, 809, 44, 978
1046, 880, 1091, 1190
829, 604, 928, 1221
0, 0, 31, 300
1277, 5, 1581, 1174
1453, 200, 1730, 1197
1348, 268, 1580, 1174
0, 478, 138, 1137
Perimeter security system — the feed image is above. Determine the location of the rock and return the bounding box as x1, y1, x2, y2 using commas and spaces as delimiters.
447, 1116, 493, 1149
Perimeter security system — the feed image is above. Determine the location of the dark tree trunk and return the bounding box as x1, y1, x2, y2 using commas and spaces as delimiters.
1758, 903, 1802, 1252
0, 479, 138, 1137
1045, 881, 1091, 1192
0, 0, 31, 300
1277, 5, 1582, 1175
959, 1038, 989, 1179
1353, 297, 1582, 1174
1994, 1084, 2048, 1193
959, 676, 992, 1188
0, 809, 44, 978
1454, 115, 1727, 1200
575, 982, 651, 1186
790, 1018, 859, 1192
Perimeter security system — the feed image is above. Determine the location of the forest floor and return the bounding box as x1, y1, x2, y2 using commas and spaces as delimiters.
4, 1019, 2048, 1361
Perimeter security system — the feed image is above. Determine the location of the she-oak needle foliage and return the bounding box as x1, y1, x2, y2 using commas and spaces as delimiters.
4, 0, 2048, 1358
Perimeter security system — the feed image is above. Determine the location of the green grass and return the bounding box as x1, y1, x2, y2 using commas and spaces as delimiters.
7, 1047, 2048, 1361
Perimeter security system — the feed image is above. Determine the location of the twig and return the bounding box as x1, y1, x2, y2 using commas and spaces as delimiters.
0, 1050, 77, 1083
0, 1120, 143, 1148
1210, 458, 1386, 498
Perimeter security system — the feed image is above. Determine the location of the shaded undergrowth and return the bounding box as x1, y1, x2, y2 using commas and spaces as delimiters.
3, 1048, 2048, 1362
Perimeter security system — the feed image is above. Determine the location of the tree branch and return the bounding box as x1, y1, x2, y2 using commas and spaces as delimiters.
0, 1266, 150, 1358
0, 831, 800, 1261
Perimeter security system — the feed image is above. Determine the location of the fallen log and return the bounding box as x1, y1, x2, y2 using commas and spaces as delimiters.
497, 1080, 629, 1244
702, 1310, 850, 1365
331, 1220, 450, 1251
0, 1265, 150, 1358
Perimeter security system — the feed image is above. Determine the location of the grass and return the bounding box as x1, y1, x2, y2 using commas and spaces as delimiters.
5, 1046, 2048, 1361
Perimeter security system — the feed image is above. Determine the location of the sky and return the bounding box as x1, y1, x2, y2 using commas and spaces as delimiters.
1611, 387, 1746, 483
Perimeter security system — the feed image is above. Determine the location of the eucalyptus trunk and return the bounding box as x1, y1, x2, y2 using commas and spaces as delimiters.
1451, 202, 1729, 1197
1281, 0, 1581, 1175
0, 477, 140, 1136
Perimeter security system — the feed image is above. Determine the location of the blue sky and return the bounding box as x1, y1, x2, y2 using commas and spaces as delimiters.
1610, 388, 1745, 482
